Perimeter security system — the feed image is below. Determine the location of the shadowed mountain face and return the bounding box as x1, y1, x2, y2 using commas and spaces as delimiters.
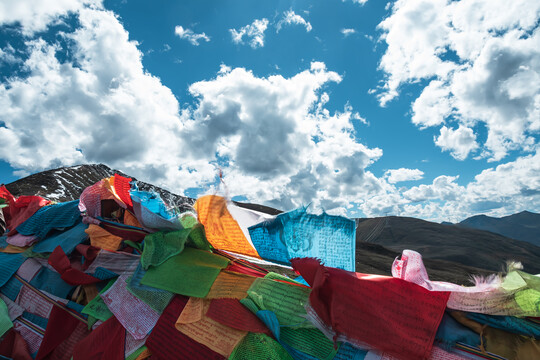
356, 216, 540, 275
4, 164, 539, 283
458, 211, 540, 247
354, 242, 493, 285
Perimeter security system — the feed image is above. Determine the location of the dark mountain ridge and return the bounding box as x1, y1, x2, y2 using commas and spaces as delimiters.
458, 211, 540, 246
356, 216, 540, 274
4, 164, 195, 213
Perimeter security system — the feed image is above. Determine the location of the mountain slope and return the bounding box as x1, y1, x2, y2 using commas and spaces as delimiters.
357, 216, 540, 274
355, 242, 492, 285
459, 211, 540, 246
4, 164, 195, 213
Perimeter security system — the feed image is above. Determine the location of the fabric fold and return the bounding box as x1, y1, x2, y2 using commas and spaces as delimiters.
292, 257, 449, 360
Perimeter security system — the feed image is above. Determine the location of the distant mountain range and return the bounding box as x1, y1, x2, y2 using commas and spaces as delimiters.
457, 211, 540, 247
3, 164, 539, 283
356, 216, 540, 275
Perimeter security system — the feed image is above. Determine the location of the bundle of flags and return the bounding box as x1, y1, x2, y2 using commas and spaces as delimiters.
0, 174, 539, 360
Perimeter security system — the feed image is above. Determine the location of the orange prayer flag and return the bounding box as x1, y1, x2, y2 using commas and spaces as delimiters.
206, 271, 256, 300
85, 225, 123, 251
0, 245, 30, 253
134, 348, 151, 360
123, 211, 142, 228
175, 297, 247, 357
194, 196, 259, 258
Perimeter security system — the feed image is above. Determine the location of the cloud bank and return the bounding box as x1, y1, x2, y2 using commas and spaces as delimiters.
0, 5, 383, 216
377, 0, 540, 161
0, 0, 538, 223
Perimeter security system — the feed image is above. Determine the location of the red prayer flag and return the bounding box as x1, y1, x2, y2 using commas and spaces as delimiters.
0, 328, 33, 360
75, 244, 101, 270
0, 185, 50, 235
146, 295, 225, 360
206, 299, 271, 335
113, 174, 133, 210
36, 306, 89, 360
291, 258, 449, 360
48, 246, 101, 285
99, 221, 148, 242
72, 316, 125, 360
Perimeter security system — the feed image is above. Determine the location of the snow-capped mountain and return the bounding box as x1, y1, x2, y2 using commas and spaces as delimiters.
3, 164, 195, 213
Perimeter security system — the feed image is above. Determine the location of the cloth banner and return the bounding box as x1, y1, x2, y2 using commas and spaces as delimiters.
246, 276, 312, 328
195, 195, 260, 258
206, 271, 257, 299
16, 200, 81, 240
86, 224, 123, 251
249, 207, 356, 271
0, 328, 33, 360
292, 257, 449, 360
393, 249, 540, 317
72, 315, 126, 360
31, 222, 89, 255
0, 185, 50, 235
100, 275, 160, 340
141, 247, 229, 298
140, 229, 190, 270
206, 298, 271, 335
174, 297, 247, 357
130, 189, 185, 231
229, 332, 293, 360
145, 295, 225, 360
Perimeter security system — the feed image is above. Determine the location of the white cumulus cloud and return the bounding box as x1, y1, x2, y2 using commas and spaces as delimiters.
276, 10, 312, 33
0, 7, 204, 190
361, 148, 540, 222
434, 125, 479, 160
376, 0, 540, 161
2, 0, 537, 223
0, 0, 102, 35
0, 44, 19, 64
385, 168, 424, 183
341, 28, 357, 37
0, 5, 384, 215
343, 0, 368, 5
174, 25, 210, 46
230, 18, 269, 49
181, 61, 383, 212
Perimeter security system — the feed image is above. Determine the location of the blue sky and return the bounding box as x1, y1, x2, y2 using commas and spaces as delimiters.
0, 0, 539, 222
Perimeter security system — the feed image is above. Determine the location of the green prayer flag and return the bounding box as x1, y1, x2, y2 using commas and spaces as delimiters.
141, 247, 229, 298
229, 332, 293, 360
280, 327, 338, 360
0, 298, 13, 338
180, 213, 198, 228
141, 229, 190, 270
239, 297, 260, 314
247, 278, 312, 328
503, 270, 540, 316
124, 240, 143, 252
81, 278, 116, 323
264, 272, 305, 286
86, 315, 99, 330
186, 224, 212, 251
